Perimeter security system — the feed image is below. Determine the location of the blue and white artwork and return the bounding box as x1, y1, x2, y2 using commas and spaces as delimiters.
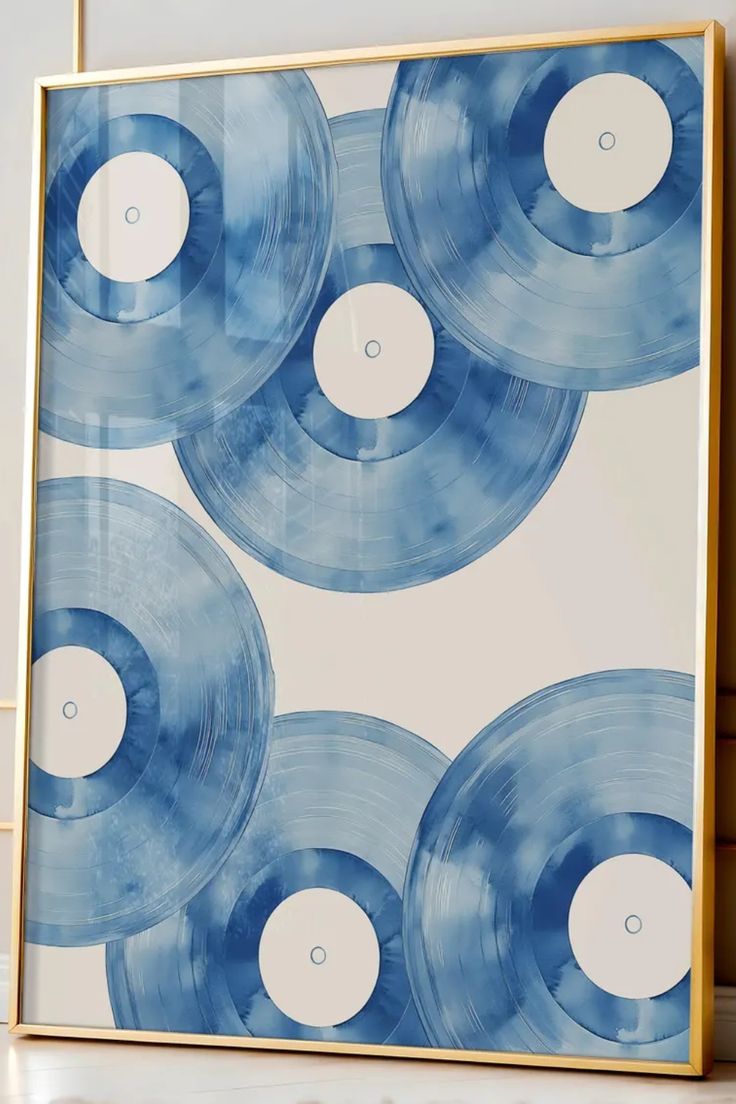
404, 670, 695, 1060
27, 478, 273, 945
383, 40, 703, 390
176, 107, 585, 592
106, 712, 447, 1045
23, 27, 710, 1073
41, 73, 335, 447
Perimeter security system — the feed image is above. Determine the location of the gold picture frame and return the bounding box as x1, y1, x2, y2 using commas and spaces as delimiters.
10, 19, 724, 1076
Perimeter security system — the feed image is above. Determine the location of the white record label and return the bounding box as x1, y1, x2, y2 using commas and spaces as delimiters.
313, 282, 435, 419
567, 853, 692, 999
258, 887, 380, 1027
31, 645, 128, 778
77, 151, 190, 283
543, 74, 673, 214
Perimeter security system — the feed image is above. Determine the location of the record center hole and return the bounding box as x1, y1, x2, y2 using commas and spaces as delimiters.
364, 339, 381, 359
62, 700, 78, 720
310, 945, 327, 966
598, 131, 616, 151
624, 913, 643, 935
125, 205, 141, 224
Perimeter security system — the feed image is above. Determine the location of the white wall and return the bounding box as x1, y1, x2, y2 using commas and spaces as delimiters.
2, 0, 736, 1043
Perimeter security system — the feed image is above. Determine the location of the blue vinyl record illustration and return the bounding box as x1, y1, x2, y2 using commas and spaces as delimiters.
176, 109, 585, 592
21, 26, 711, 1072
26, 478, 273, 946
382, 40, 703, 390
41, 72, 336, 447
106, 711, 447, 1045
403, 669, 694, 1060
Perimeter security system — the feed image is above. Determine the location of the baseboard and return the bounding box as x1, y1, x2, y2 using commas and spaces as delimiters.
0, 952, 7, 1024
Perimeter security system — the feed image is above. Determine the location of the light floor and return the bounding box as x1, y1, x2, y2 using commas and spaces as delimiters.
1, 1032, 736, 1104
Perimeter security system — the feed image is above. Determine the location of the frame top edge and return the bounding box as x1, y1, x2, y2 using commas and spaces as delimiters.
35, 20, 717, 90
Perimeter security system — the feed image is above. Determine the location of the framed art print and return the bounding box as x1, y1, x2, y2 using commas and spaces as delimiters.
11, 20, 723, 1076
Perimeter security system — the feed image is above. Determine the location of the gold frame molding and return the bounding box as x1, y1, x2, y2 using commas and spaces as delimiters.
73, 0, 84, 74
10, 19, 725, 1078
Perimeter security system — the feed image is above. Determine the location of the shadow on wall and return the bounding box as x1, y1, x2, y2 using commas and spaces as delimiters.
713, 17, 736, 991
717, 48, 736, 688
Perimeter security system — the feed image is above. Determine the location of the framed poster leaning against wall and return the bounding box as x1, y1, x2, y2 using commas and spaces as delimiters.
10, 19, 724, 1077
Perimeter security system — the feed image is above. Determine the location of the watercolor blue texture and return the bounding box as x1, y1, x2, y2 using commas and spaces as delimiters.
106, 711, 448, 1045
403, 669, 695, 1059
26, 478, 273, 945
176, 109, 585, 592
382, 40, 703, 389
25, 33, 706, 1063
41, 72, 336, 447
